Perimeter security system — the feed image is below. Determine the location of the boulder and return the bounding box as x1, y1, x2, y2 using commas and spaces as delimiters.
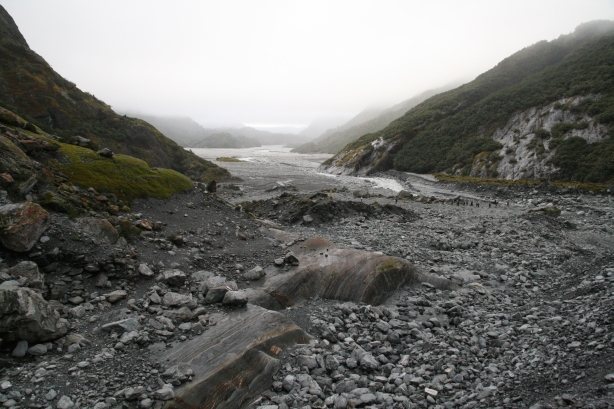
157, 305, 310, 409
8, 261, 44, 289
0, 284, 68, 342
0, 202, 50, 252
249, 237, 457, 309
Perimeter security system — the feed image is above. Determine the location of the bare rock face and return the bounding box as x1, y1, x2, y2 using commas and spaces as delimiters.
158, 305, 311, 409
249, 237, 456, 309
0, 284, 69, 342
0, 202, 50, 252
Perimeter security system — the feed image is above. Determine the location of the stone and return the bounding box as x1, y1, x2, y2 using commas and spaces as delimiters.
222, 291, 248, 306
156, 305, 310, 409
97, 148, 114, 158
138, 264, 154, 277
0, 202, 50, 252
243, 265, 265, 281
163, 291, 193, 307
8, 261, 44, 289
303, 215, 313, 224
156, 269, 186, 287
204, 286, 230, 304
11, 340, 28, 357
284, 252, 299, 266
45, 389, 57, 400
105, 290, 127, 303
360, 353, 380, 370
200, 276, 227, 294
56, 395, 74, 409
0, 285, 68, 342
27, 343, 47, 355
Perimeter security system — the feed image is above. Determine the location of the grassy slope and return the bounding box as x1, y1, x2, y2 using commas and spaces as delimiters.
50, 144, 194, 202
335, 21, 614, 183
0, 6, 229, 182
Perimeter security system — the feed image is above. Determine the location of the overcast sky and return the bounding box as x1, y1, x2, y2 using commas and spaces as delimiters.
3, 1, 614, 132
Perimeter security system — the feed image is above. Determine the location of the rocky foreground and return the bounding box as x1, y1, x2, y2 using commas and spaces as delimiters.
0, 178, 613, 409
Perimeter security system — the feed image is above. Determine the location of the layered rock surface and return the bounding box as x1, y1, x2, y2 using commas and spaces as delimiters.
248, 238, 456, 310
158, 305, 311, 409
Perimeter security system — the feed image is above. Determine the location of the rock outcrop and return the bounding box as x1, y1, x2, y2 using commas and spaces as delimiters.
158, 305, 311, 409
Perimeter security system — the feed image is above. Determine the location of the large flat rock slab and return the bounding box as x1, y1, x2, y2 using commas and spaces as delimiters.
249, 237, 457, 309
159, 305, 311, 409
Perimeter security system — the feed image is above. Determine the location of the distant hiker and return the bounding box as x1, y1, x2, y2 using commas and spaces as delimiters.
476, 202, 480, 208
470, 201, 473, 206
489, 202, 491, 208
507, 201, 509, 206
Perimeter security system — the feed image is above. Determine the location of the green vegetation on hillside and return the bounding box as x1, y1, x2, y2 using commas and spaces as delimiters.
337, 21, 614, 183
49, 143, 194, 202
0, 6, 229, 182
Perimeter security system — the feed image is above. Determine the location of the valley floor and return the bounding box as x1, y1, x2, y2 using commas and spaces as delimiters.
0, 153, 612, 409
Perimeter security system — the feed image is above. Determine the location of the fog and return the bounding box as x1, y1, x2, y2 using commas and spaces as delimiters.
3, 0, 613, 132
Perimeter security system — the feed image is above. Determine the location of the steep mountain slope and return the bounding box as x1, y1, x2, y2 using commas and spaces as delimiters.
192, 132, 261, 148
0, 6, 228, 182
293, 85, 455, 154
323, 21, 614, 183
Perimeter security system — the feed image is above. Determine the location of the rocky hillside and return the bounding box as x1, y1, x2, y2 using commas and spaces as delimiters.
0, 6, 228, 182
293, 86, 456, 154
322, 21, 614, 184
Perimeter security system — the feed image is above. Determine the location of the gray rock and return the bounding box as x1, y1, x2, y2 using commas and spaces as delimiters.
0, 202, 50, 252
203, 286, 230, 304
0, 285, 68, 342
27, 343, 47, 356
11, 340, 28, 357
156, 305, 310, 409
56, 395, 74, 409
138, 264, 154, 277
222, 291, 248, 306
156, 269, 186, 287
200, 276, 227, 295
97, 148, 114, 158
105, 290, 127, 303
243, 266, 265, 281
162, 291, 192, 307
8, 261, 44, 289
303, 215, 313, 224
360, 353, 380, 370
45, 389, 57, 401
